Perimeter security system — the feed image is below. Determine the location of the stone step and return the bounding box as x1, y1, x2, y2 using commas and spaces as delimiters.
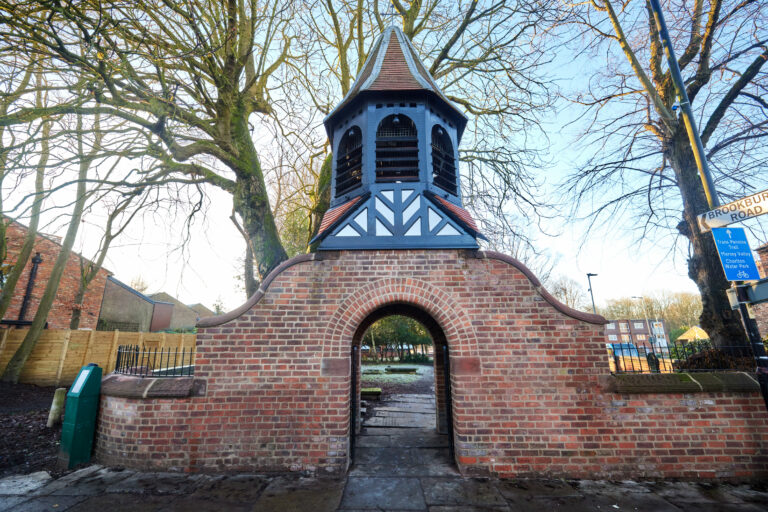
356, 432, 450, 448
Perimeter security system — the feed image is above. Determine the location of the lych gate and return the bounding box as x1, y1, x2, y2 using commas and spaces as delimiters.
350, 301, 455, 457
95, 27, 768, 480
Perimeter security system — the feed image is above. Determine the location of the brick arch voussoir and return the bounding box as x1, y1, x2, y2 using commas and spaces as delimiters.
324, 277, 477, 358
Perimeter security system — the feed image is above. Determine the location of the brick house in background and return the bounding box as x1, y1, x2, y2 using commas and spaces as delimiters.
604, 318, 670, 348
1, 220, 111, 329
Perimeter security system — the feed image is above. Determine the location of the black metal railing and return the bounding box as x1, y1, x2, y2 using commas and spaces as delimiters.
114, 345, 195, 377
608, 340, 758, 374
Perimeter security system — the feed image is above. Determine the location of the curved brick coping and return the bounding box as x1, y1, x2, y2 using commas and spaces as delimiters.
197, 253, 318, 328
474, 251, 607, 325
101, 373, 206, 399
197, 250, 606, 328
601, 372, 759, 394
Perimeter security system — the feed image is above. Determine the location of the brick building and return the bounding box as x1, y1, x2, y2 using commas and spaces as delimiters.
604, 318, 670, 348
1, 220, 110, 329
96, 27, 768, 480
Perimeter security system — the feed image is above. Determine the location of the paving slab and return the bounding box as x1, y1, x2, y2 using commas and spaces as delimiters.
49, 467, 136, 496
159, 496, 252, 512
0, 496, 29, 511
354, 447, 450, 467
365, 414, 435, 428
105, 471, 212, 495
10, 494, 89, 511
377, 405, 436, 413
32, 465, 103, 496
253, 475, 345, 512
429, 506, 511, 512
0, 471, 51, 495
341, 476, 426, 510
715, 483, 768, 504
514, 494, 680, 512
388, 394, 434, 401
496, 479, 582, 500
421, 477, 507, 507
349, 463, 459, 478
357, 434, 449, 448
644, 481, 719, 504
186, 473, 268, 503
70, 493, 177, 511
670, 503, 766, 512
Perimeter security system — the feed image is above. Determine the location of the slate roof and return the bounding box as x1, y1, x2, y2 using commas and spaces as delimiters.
325, 26, 467, 132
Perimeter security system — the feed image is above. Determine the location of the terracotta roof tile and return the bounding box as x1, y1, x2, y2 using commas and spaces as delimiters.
369, 32, 422, 91
325, 26, 466, 132
434, 196, 480, 233
317, 195, 364, 236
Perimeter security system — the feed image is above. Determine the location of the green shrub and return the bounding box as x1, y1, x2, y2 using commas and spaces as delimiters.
400, 353, 431, 364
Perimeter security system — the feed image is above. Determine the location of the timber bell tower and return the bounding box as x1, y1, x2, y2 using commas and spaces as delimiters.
311, 26, 485, 250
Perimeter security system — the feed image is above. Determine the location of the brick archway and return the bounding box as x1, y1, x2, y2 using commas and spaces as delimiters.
347, 302, 454, 448
323, 277, 479, 359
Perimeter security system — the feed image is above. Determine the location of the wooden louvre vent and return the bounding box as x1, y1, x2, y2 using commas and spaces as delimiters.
431, 125, 457, 195
375, 115, 419, 182
336, 126, 363, 196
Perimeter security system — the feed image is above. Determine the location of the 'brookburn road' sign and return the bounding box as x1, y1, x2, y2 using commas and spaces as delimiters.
698, 188, 768, 231
711, 227, 760, 281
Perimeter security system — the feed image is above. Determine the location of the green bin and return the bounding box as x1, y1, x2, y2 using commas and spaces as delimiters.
58, 363, 102, 469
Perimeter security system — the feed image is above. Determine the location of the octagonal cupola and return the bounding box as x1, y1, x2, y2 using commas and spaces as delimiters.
311, 26, 485, 250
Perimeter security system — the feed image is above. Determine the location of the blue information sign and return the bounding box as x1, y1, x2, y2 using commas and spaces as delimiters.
711, 227, 760, 281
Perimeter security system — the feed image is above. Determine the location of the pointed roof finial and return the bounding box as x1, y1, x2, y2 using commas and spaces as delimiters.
325, 26, 467, 136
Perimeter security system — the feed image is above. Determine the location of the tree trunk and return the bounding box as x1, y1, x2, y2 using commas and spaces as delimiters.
243, 242, 259, 298
1, 136, 89, 382
233, 172, 288, 281
307, 153, 332, 251
668, 130, 747, 348
0, 121, 49, 321
69, 285, 85, 330
229, 107, 288, 283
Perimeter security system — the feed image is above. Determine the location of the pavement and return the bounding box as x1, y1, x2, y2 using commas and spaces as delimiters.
2, 393, 768, 511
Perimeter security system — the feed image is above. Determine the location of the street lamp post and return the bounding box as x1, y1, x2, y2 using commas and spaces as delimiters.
586, 273, 598, 315
632, 296, 655, 354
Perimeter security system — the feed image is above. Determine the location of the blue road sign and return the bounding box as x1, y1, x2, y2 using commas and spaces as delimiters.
711, 227, 761, 281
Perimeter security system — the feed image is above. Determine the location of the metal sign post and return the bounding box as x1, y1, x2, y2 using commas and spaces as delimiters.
649, 0, 768, 412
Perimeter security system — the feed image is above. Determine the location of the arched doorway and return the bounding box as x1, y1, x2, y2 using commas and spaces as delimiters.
350, 303, 453, 464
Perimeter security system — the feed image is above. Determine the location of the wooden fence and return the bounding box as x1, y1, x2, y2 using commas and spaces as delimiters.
0, 329, 196, 386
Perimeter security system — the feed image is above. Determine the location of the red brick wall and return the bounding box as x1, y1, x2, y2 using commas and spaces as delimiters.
95, 250, 768, 478
2, 222, 109, 329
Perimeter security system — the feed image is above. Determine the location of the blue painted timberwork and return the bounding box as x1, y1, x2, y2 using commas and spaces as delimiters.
315, 26, 480, 251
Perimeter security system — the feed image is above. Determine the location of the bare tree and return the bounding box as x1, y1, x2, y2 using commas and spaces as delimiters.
70, 189, 150, 329
549, 275, 589, 310
2, 112, 98, 382
292, 0, 562, 251
562, 0, 768, 347
600, 291, 702, 332
0, 0, 295, 283
0, 62, 48, 322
